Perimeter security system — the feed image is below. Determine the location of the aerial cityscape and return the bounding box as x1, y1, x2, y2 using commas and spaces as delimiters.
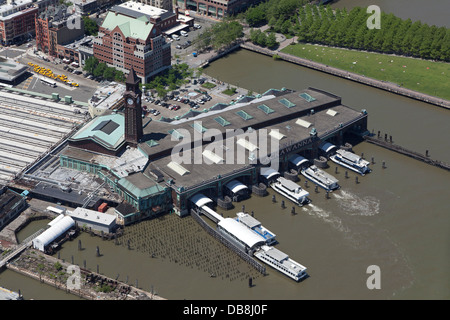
0, 0, 448, 307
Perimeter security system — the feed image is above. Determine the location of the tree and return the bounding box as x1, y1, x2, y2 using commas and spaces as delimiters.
83, 16, 98, 36
257, 31, 267, 46
114, 70, 125, 82
83, 56, 98, 74
266, 32, 278, 48
246, 6, 266, 27
155, 84, 168, 98
249, 28, 262, 44
103, 67, 115, 81
93, 62, 107, 77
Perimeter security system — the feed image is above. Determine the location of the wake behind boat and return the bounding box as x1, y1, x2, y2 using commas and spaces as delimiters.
270, 176, 310, 206
330, 149, 371, 175
301, 165, 340, 191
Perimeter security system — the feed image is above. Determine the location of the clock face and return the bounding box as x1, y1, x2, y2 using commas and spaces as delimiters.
127, 98, 134, 105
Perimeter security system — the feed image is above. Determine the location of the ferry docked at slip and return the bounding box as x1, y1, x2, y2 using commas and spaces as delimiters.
330, 149, 371, 175
254, 245, 308, 282
301, 165, 340, 191
270, 176, 310, 206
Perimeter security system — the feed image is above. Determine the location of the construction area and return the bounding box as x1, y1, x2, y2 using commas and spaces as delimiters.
0, 87, 89, 184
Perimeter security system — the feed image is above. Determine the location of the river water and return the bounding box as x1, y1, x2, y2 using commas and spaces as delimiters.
1, 3, 449, 300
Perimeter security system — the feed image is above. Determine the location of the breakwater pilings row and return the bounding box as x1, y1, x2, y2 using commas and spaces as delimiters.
7, 247, 164, 300
239, 42, 450, 110
363, 134, 450, 171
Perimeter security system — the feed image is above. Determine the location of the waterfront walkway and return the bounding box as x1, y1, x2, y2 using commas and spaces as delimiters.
240, 41, 450, 109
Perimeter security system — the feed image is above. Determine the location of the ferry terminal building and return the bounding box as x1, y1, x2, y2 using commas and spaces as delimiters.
59, 70, 369, 224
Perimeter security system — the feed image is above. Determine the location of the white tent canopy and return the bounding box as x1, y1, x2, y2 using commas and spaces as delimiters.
32, 216, 75, 252
225, 180, 248, 194
190, 193, 213, 208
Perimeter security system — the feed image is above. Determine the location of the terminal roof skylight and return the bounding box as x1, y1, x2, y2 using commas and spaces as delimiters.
237, 138, 258, 152
295, 118, 312, 128
93, 119, 119, 135
190, 122, 207, 133
167, 161, 190, 176
214, 116, 231, 127
146, 139, 159, 147
269, 130, 285, 140
202, 150, 224, 164
278, 98, 296, 108
168, 129, 184, 140
326, 109, 338, 117
257, 104, 275, 115
236, 110, 254, 121
299, 92, 316, 102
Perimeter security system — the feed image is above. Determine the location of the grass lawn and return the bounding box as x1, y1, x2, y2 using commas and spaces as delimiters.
201, 82, 216, 89
281, 43, 450, 100
222, 88, 237, 96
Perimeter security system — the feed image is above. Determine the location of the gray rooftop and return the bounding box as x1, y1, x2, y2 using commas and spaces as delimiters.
110, 2, 175, 21
140, 88, 366, 192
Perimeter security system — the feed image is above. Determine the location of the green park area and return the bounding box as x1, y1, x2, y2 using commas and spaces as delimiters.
281, 43, 450, 100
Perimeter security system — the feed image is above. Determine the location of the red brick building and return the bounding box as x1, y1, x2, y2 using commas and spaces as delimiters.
35, 4, 85, 58
175, 0, 260, 19
93, 1, 172, 83
0, 0, 56, 45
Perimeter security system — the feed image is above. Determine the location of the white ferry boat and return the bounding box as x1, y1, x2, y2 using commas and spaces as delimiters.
270, 177, 310, 206
235, 212, 277, 245
254, 245, 308, 282
330, 149, 371, 175
301, 165, 340, 191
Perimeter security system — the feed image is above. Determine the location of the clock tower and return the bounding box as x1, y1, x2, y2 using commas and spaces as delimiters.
124, 68, 143, 147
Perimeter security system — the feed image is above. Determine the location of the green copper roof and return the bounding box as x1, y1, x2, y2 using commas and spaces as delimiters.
70, 114, 125, 150
118, 173, 166, 199
101, 12, 154, 40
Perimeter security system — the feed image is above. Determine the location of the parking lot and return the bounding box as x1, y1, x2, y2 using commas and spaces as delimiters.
168, 20, 216, 59
141, 75, 249, 121
17, 52, 100, 102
